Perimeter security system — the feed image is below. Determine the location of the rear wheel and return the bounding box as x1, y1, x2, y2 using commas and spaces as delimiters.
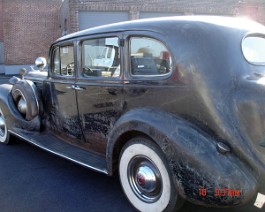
119, 137, 183, 212
0, 108, 10, 144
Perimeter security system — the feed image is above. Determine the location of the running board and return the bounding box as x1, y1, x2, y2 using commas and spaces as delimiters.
10, 129, 108, 174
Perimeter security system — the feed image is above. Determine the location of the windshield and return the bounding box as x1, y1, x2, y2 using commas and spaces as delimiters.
242, 35, 265, 65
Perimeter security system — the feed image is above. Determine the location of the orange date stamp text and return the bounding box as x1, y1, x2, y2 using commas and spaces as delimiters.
198, 187, 241, 197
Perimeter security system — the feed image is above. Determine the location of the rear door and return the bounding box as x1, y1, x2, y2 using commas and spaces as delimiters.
75, 34, 125, 154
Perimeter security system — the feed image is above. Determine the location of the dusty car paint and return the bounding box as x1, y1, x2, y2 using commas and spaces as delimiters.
0, 16, 265, 209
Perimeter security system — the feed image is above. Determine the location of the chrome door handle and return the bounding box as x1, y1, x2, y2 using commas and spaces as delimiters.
66, 85, 75, 89
74, 85, 85, 91
66, 85, 84, 91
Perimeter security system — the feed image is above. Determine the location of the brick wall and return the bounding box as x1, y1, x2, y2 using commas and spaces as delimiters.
237, 2, 265, 24
2, 0, 265, 69
3, 0, 61, 65
0, 0, 4, 70
61, 0, 265, 34
0, 0, 3, 41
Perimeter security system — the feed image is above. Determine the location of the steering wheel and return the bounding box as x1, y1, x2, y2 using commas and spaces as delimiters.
83, 66, 93, 75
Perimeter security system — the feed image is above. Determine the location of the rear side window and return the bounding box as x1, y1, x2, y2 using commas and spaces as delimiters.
130, 37, 172, 76
242, 35, 265, 65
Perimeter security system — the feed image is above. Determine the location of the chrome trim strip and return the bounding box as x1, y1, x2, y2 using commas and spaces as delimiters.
9, 130, 108, 175
130, 71, 172, 78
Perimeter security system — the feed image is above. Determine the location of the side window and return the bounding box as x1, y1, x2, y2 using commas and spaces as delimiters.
52, 45, 75, 76
130, 37, 172, 76
82, 37, 120, 78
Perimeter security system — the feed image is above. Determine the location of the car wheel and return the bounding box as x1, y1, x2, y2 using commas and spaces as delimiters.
119, 137, 183, 212
11, 80, 40, 121
0, 108, 10, 144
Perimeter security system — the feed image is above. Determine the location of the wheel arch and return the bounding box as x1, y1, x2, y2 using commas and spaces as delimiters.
106, 107, 180, 176
109, 130, 155, 175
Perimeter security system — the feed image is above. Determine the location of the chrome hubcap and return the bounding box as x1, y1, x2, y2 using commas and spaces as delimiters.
136, 166, 157, 192
128, 156, 162, 203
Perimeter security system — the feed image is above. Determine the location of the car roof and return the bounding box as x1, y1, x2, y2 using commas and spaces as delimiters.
55, 16, 265, 43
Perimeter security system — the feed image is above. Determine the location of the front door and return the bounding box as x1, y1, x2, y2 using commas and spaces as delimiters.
45, 42, 83, 142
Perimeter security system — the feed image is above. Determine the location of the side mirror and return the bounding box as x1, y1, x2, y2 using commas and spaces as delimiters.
19, 68, 27, 80
19, 68, 27, 76
35, 57, 47, 70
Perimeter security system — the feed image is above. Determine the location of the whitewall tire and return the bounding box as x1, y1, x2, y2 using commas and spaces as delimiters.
0, 108, 10, 144
119, 137, 183, 212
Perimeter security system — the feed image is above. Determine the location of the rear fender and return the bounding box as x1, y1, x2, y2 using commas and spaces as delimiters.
107, 107, 257, 206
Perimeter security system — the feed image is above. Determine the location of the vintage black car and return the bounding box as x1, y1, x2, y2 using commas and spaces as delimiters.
0, 16, 265, 211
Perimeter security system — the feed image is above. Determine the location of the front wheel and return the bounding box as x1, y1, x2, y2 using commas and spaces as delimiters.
0, 108, 10, 144
119, 137, 183, 212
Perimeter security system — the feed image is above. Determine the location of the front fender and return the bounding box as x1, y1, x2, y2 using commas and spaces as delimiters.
107, 107, 257, 206
0, 84, 40, 132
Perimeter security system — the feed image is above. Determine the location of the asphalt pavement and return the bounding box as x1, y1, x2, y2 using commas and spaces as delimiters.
0, 138, 262, 212
0, 75, 263, 211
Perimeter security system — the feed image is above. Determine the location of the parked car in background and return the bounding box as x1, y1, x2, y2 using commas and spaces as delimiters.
0, 16, 265, 211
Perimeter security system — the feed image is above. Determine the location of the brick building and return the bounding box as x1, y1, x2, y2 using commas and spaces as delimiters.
0, 0, 4, 72
0, 0, 265, 75
0, 0, 61, 74
59, 0, 265, 35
